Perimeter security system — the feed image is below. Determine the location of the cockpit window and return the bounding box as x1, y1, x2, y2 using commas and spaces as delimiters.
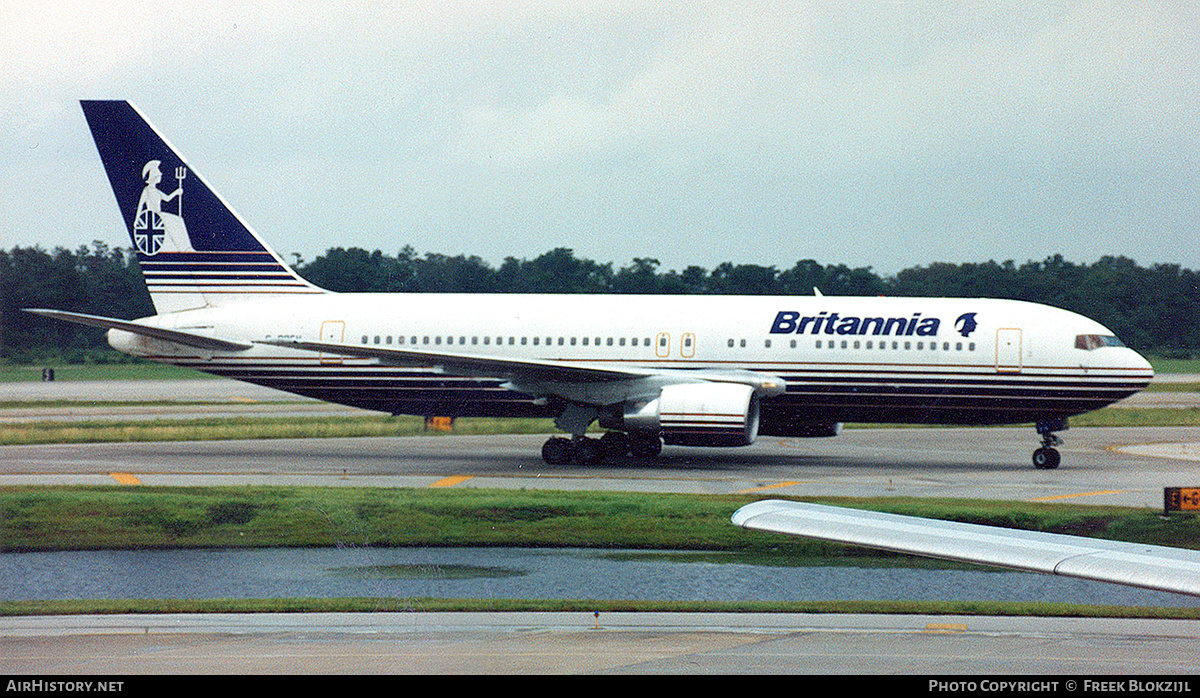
1075, 334, 1125, 350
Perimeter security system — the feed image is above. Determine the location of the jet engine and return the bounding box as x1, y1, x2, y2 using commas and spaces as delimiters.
609, 382, 760, 447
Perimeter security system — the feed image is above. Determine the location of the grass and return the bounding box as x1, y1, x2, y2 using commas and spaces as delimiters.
1145, 382, 1200, 392
4, 487, 1197, 553
1148, 357, 1200, 374
0, 362, 212, 382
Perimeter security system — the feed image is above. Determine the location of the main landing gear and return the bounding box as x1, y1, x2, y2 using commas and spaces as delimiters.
540, 432, 662, 465
1032, 419, 1067, 470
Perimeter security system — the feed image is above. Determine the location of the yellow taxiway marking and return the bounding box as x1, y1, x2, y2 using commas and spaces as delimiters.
923, 623, 968, 634
110, 472, 143, 485
430, 475, 474, 488
1029, 490, 1125, 502
736, 481, 805, 494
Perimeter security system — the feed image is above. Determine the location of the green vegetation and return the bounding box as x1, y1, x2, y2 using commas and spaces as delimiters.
0, 362, 211, 382
1068, 407, 1200, 427
1144, 381, 1200, 392
1148, 358, 1200, 375
3, 487, 1197, 554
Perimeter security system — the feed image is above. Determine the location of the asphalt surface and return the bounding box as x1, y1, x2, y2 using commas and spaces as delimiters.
3, 376, 1200, 675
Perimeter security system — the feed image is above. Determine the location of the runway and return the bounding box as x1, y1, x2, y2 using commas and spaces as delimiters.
4, 376, 1200, 674
4, 612, 1199, 675
4, 427, 1200, 509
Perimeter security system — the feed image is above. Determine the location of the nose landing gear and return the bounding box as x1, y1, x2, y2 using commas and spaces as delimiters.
1032, 419, 1067, 469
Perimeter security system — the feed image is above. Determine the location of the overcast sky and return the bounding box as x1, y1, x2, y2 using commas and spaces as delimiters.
3, 1, 1198, 275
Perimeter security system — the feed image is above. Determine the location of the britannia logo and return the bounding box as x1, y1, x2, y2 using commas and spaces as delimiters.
132, 160, 191, 255
955, 312, 978, 337
132, 207, 165, 255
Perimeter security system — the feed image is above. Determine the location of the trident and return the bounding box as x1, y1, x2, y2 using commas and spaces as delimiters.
175, 166, 187, 217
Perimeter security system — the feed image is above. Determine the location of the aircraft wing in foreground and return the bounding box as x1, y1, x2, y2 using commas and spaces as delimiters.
732, 500, 1200, 598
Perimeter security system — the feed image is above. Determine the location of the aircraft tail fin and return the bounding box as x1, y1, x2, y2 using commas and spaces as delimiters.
79, 100, 323, 313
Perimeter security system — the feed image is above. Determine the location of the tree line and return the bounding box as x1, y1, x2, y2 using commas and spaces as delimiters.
3, 242, 1197, 362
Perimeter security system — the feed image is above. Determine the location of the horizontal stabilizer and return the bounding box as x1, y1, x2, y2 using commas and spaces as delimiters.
23, 308, 252, 352
732, 500, 1200, 598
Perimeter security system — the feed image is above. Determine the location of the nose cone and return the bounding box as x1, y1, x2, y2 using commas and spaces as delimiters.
1129, 347, 1154, 378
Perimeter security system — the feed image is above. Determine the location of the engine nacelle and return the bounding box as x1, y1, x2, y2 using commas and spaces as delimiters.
611, 383, 760, 447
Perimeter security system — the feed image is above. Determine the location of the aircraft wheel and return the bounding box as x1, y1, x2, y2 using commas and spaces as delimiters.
1032, 447, 1060, 470
629, 435, 662, 459
574, 437, 604, 465
599, 431, 631, 457
542, 437, 575, 465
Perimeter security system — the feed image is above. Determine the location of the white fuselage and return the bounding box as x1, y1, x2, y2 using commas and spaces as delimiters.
109, 292, 1154, 430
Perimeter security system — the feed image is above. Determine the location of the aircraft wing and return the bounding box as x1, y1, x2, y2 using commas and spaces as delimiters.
23, 309, 252, 352
261, 338, 786, 397
732, 500, 1200, 598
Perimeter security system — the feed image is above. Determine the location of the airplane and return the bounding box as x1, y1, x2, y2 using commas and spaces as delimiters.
732, 500, 1200, 598
26, 100, 1154, 468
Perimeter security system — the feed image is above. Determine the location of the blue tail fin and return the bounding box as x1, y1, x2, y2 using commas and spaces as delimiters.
80, 100, 321, 313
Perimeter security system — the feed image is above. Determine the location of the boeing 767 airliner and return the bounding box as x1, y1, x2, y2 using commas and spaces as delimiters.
26, 101, 1154, 468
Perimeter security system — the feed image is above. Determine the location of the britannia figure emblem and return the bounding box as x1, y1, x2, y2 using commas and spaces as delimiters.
133, 160, 192, 254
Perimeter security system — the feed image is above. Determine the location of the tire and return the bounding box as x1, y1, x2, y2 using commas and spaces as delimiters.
629, 435, 662, 459
574, 438, 604, 465
599, 431, 631, 457
542, 437, 575, 465
1032, 447, 1061, 470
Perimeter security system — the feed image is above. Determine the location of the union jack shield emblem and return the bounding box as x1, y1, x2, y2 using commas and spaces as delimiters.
133, 208, 165, 255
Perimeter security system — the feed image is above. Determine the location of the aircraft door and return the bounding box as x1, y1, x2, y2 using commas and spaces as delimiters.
995, 328, 1022, 373
319, 320, 346, 365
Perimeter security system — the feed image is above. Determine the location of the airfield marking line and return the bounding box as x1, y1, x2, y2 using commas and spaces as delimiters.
1028, 489, 1125, 502
923, 623, 968, 633
109, 472, 143, 485
736, 481, 805, 494
430, 475, 474, 488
